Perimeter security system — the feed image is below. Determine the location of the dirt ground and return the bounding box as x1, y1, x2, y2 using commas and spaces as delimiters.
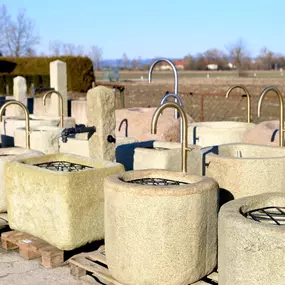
88, 71, 285, 124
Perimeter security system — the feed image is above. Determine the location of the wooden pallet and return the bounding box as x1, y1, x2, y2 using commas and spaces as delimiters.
1, 230, 65, 268
69, 246, 218, 285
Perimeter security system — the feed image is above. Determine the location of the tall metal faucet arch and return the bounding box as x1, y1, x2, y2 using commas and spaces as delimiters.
148, 58, 179, 118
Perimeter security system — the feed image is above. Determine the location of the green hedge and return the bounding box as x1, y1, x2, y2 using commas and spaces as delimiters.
0, 56, 95, 93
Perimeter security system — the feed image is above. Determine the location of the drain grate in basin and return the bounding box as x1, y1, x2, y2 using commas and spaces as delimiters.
34, 161, 92, 172
124, 177, 188, 186
242, 206, 285, 226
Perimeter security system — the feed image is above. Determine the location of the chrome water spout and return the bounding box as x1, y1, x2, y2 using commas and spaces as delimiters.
225, 85, 252, 123
148, 58, 179, 119
43, 90, 64, 128
0, 101, 30, 149
160, 93, 184, 143
257, 86, 284, 147
151, 102, 191, 173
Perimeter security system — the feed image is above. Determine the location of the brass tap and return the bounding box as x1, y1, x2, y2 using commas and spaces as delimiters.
151, 102, 191, 173
257, 86, 284, 147
43, 90, 64, 128
225, 85, 252, 123
0, 101, 31, 149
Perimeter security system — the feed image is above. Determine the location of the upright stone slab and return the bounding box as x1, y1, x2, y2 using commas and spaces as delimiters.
6, 76, 27, 117
49, 60, 67, 117
87, 86, 116, 161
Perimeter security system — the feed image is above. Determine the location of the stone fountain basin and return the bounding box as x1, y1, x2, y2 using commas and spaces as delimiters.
1, 115, 75, 138
14, 126, 61, 154
134, 141, 202, 175
204, 143, 285, 200
188, 121, 255, 147
0, 147, 43, 213
5, 153, 124, 250
219, 192, 285, 285
104, 169, 218, 285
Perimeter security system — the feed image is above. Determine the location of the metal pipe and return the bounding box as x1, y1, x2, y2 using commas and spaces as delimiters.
0, 101, 30, 149
151, 102, 191, 173
43, 90, 64, 128
118, 118, 128, 137
257, 86, 284, 147
160, 93, 184, 143
225, 85, 252, 123
148, 58, 179, 119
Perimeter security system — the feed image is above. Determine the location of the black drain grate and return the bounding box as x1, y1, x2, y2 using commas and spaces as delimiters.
123, 177, 188, 186
242, 206, 285, 226
34, 161, 92, 172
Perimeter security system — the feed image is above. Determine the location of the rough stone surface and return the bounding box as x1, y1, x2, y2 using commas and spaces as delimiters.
188, 121, 255, 147
6, 76, 27, 117
15, 126, 61, 154
6, 153, 124, 250
105, 169, 218, 285
242, 120, 280, 146
134, 141, 202, 175
0, 148, 42, 213
71, 100, 88, 125
59, 137, 90, 157
219, 192, 285, 285
116, 107, 195, 142
87, 86, 116, 161
50, 60, 68, 116
204, 143, 285, 199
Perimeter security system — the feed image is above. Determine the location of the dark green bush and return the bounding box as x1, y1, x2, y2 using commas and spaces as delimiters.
0, 56, 94, 92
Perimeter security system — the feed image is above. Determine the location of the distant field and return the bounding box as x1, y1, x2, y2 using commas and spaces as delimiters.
96, 70, 285, 82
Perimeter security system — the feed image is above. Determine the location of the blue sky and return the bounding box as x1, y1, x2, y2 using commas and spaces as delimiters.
2, 0, 285, 59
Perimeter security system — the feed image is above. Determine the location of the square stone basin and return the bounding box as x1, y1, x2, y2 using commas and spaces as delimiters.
14, 126, 61, 154
0, 147, 43, 213
188, 121, 255, 147
5, 153, 124, 250
204, 143, 285, 200
133, 141, 202, 175
1, 115, 75, 138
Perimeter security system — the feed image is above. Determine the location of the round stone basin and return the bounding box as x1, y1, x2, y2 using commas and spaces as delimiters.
219, 192, 285, 285
0, 147, 43, 213
204, 143, 285, 200
188, 121, 255, 147
14, 126, 61, 154
105, 169, 218, 285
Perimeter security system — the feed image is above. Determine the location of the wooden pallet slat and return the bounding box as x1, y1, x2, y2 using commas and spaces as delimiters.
1, 230, 64, 268
69, 246, 218, 285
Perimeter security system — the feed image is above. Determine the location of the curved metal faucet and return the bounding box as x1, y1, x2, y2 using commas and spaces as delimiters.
43, 90, 64, 128
160, 93, 183, 107
148, 58, 179, 120
160, 93, 184, 143
225, 85, 252, 123
0, 101, 30, 149
257, 86, 284, 147
118, 118, 128, 137
151, 102, 191, 173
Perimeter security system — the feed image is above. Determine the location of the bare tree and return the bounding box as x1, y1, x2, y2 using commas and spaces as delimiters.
122, 53, 129, 69
228, 38, 249, 72
257, 47, 274, 70
89, 46, 103, 70
0, 5, 9, 53
62, 43, 84, 56
4, 8, 40, 57
49, 41, 62, 56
